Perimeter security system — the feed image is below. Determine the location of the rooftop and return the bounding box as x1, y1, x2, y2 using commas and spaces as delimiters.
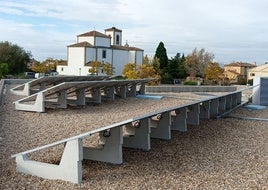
225, 62, 256, 67
77, 30, 110, 38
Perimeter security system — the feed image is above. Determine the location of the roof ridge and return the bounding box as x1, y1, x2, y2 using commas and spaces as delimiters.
77, 30, 110, 38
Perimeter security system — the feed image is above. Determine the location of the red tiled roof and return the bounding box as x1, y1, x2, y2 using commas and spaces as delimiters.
225, 70, 240, 75
57, 60, 68, 66
225, 62, 256, 67
68, 41, 94, 48
77, 30, 110, 38
105, 27, 122, 32
111, 45, 143, 51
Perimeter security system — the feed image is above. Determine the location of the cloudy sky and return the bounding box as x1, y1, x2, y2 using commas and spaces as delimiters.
1, 0, 267, 65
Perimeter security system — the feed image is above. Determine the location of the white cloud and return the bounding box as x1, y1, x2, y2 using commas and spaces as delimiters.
1, 0, 268, 64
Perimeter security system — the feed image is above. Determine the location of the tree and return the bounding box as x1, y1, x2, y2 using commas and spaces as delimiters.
122, 63, 139, 79
160, 53, 188, 84
102, 62, 114, 76
31, 58, 59, 73
140, 55, 160, 80
185, 48, 214, 78
178, 54, 188, 79
154, 42, 169, 69
205, 62, 224, 82
88, 61, 102, 75
168, 53, 182, 79
152, 57, 161, 76
122, 58, 161, 84
0, 41, 31, 74
31, 62, 47, 73
0, 63, 9, 78
42, 58, 57, 71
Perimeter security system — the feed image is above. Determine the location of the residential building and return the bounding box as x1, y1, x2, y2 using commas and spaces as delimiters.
224, 62, 256, 83
56, 27, 143, 76
248, 63, 268, 81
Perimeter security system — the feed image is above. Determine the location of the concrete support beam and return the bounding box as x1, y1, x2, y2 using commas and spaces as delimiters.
199, 101, 210, 119
138, 83, 146, 95
123, 118, 151, 151
103, 86, 115, 101
10, 83, 30, 96
76, 89, 86, 106
236, 92, 242, 105
210, 98, 219, 117
90, 88, 101, 104
186, 103, 200, 125
56, 90, 68, 108
218, 97, 226, 114
115, 85, 127, 98
150, 112, 171, 140
40, 82, 46, 91
13, 92, 45, 112
171, 107, 187, 132
83, 127, 123, 164
225, 95, 232, 110
15, 139, 83, 184
126, 84, 136, 97
67, 89, 86, 106
231, 94, 238, 107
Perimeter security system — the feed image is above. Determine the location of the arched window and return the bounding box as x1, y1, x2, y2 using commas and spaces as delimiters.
116, 34, 120, 45
102, 50, 106, 58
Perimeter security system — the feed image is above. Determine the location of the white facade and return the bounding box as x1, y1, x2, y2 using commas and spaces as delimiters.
57, 27, 143, 76
248, 63, 268, 81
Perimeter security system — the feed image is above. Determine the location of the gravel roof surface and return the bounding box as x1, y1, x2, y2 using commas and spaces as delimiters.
0, 84, 267, 189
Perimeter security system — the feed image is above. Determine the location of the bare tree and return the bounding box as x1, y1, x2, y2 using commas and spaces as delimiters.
185, 48, 214, 78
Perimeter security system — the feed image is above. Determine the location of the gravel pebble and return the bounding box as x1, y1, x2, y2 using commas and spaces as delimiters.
0, 84, 267, 189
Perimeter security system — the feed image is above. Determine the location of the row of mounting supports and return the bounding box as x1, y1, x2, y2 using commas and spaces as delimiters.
14, 92, 242, 184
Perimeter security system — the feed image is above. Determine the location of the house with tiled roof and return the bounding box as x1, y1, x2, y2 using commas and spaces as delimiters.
223, 62, 256, 83
248, 63, 268, 81
57, 27, 143, 76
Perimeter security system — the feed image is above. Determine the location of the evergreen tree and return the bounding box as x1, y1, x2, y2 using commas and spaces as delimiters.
178, 53, 188, 78
154, 42, 168, 69
168, 53, 180, 79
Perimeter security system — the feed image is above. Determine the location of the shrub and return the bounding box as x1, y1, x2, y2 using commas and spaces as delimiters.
184, 81, 197, 85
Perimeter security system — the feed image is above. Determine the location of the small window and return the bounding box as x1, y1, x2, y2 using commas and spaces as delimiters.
250, 73, 255, 76
102, 50, 106, 59
116, 35, 120, 45
61, 67, 64, 71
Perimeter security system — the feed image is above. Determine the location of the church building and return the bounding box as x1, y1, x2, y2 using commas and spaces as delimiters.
57, 27, 144, 76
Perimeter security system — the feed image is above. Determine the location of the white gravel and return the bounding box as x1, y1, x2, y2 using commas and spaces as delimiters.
0, 84, 267, 189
